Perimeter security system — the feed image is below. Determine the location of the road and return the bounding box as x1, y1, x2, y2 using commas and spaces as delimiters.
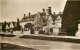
1, 35, 80, 50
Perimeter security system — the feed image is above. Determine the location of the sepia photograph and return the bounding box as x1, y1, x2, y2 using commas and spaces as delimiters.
0, 0, 80, 50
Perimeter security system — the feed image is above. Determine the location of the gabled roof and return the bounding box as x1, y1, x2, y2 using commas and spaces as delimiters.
51, 14, 57, 22
39, 12, 46, 17
51, 13, 62, 22
33, 12, 47, 26
20, 12, 46, 23
57, 13, 63, 18
39, 12, 47, 22
20, 12, 63, 23
20, 14, 36, 22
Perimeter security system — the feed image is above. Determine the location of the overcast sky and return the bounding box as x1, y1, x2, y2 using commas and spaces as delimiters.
0, 0, 67, 22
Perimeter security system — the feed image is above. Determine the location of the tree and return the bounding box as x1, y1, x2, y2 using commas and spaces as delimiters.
62, 1, 80, 36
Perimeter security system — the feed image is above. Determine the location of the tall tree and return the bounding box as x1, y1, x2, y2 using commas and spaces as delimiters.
62, 0, 80, 36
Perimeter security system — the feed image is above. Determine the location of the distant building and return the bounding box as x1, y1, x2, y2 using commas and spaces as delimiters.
20, 13, 36, 30
54, 12, 62, 28
21, 13, 36, 23
20, 7, 63, 35
53, 12, 62, 35
34, 11, 47, 31
44, 7, 54, 35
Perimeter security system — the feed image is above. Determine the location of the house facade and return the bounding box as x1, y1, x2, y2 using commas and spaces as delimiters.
55, 15, 62, 28
34, 12, 46, 31
20, 13, 36, 30
20, 7, 62, 35
53, 12, 62, 35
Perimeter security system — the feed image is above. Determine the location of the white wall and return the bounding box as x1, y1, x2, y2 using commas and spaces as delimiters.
76, 24, 80, 37
53, 28, 59, 35
55, 16, 62, 28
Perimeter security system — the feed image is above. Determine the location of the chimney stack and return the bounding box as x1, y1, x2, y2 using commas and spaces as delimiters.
53, 12, 55, 15
59, 12, 62, 14
24, 14, 26, 17
48, 7, 52, 14
29, 12, 30, 16
43, 8, 45, 13
48, 7, 51, 9
46, 9, 50, 15
46, 7, 52, 15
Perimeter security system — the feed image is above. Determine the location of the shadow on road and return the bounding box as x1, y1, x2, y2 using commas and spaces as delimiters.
1, 43, 37, 50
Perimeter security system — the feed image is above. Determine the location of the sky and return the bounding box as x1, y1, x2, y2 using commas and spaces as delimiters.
0, 0, 67, 22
